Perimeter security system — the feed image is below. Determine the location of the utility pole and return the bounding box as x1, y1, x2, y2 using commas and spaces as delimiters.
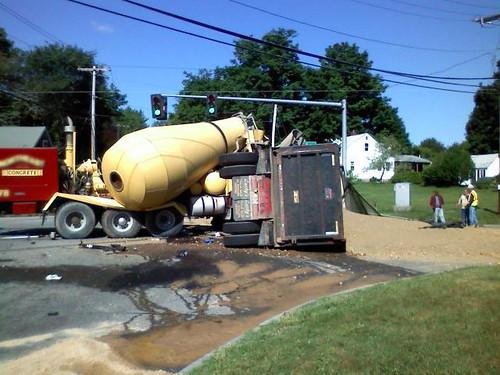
474, 16, 500, 212
78, 65, 109, 160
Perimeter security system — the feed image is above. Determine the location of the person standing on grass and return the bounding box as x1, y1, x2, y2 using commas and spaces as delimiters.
429, 191, 446, 226
457, 188, 470, 227
467, 184, 479, 227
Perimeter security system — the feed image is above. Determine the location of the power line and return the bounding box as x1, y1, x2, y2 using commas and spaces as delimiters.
111, 64, 203, 70
15, 87, 499, 95
346, 0, 471, 22
119, 0, 491, 81
7, 33, 34, 48
430, 52, 494, 75
441, 0, 500, 11
385, 0, 476, 16
0, 2, 63, 43
387, 52, 493, 89
64, 0, 488, 93
228, 0, 487, 53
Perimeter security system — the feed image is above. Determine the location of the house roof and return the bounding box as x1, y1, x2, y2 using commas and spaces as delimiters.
346, 133, 374, 143
0, 126, 51, 147
471, 153, 498, 169
395, 155, 431, 164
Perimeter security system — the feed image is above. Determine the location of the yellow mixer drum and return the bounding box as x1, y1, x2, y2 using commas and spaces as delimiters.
101, 117, 246, 211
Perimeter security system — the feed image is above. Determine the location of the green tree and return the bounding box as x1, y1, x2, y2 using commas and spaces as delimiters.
116, 106, 147, 136
369, 134, 408, 181
315, 43, 410, 147
1, 41, 126, 161
465, 61, 499, 154
171, 30, 409, 146
417, 138, 446, 160
171, 29, 306, 140
0, 28, 23, 124
422, 143, 473, 186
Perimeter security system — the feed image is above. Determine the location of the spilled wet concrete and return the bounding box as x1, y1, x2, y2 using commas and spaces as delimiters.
0, 235, 418, 373
102, 247, 417, 372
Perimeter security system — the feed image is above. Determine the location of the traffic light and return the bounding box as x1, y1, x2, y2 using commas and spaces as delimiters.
206, 93, 217, 118
150, 94, 167, 120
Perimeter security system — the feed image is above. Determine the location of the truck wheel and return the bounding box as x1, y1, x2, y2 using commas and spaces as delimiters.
145, 208, 184, 237
219, 165, 257, 179
223, 233, 259, 247
211, 215, 226, 231
223, 221, 261, 234
219, 152, 258, 166
55, 201, 96, 239
101, 210, 141, 238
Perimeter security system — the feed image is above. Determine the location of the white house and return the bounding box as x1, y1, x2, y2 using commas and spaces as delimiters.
337, 133, 431, 181
471, 153, 499, 181
339, 133, 395, 181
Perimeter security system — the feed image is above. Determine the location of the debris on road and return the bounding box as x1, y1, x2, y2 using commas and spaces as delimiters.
45, 274, 62, 281
1, 235, 40, 240
79, 242, 126, 253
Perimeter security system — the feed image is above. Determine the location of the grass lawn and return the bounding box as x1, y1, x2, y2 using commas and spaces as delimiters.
189, 266, 500, 374
353, 182, 500, 225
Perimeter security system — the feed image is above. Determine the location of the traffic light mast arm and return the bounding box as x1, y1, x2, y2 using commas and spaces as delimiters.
156, 93, 347, 167
162, 93, 343, 108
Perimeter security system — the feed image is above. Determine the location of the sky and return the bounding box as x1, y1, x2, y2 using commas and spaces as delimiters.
1, 0, 499, 147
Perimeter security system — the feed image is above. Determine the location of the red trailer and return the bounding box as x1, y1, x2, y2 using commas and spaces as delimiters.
0, 148, 59, 214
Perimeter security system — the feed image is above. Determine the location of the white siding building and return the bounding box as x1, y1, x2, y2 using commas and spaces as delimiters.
471, 154, 499, 181
340, 133, 395, 181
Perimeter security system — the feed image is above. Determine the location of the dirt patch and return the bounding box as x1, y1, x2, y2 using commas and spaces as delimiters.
1, 337, 170, 375
344, 210, 500, 271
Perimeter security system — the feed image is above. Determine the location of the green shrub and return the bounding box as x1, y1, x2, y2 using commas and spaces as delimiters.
475, 175, 499, 190
422, 144, 473, 186
346, 170, 361, 183
391, 169, 423, 184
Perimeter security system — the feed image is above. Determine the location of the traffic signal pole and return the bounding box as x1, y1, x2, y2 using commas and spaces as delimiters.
162, 94, 348, 168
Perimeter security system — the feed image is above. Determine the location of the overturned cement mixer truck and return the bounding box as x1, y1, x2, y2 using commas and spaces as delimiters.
43, 113, 345, 248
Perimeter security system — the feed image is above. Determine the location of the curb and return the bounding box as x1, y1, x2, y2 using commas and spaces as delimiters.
179, 281, 391, 374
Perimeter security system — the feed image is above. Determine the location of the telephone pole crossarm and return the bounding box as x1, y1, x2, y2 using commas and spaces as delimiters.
474, 13, 500, 26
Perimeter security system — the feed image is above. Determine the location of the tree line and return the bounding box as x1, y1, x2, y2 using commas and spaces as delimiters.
170, 28, 411, 150
0, 28, 146, 162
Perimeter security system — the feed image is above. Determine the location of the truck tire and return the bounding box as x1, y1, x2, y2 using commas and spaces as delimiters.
145, 208, 184, 237
219, 152, 258, 166
223, 221, 261, 234
219, 165, 257, 179
223, 233, 260, 247
55, 201, 96, 239
101, 210, 141, 238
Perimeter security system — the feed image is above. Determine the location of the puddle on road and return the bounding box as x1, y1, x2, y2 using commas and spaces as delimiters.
101, 252, 417, 373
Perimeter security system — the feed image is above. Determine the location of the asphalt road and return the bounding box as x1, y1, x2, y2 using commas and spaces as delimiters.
0, 215, 418, 371
0, 214, 158, 361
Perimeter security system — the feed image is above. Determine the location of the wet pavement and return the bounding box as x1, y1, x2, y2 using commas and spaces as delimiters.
0, 217, 419, 372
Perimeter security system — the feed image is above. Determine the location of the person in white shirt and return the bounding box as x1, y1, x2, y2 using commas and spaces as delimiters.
456, 188, 469, 227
